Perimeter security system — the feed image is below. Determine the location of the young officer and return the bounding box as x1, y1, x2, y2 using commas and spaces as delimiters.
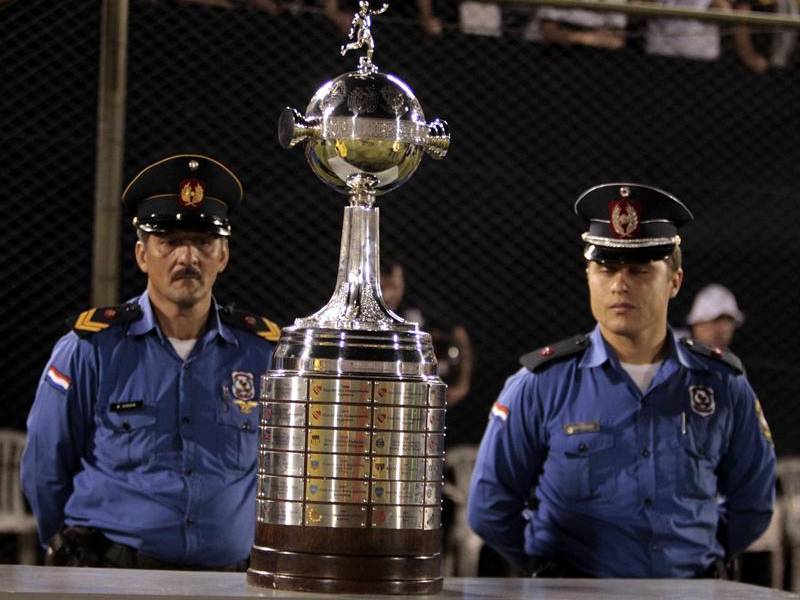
468, 183, 776, 578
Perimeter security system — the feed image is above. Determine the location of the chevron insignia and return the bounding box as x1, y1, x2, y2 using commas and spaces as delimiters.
259, 317, 281, 342
218, 306, 281, 342
68, 303, 142, 338
74, 309, 110, 333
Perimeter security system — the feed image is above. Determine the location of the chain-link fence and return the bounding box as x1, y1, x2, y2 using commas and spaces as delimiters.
2, 0, 799, 575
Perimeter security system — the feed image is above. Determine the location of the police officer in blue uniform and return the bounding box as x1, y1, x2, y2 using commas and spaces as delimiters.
467, 183, 776, 578
22, 154, 280, 570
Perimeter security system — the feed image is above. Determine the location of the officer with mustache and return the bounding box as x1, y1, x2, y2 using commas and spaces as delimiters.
467, 183, 776, 579
22, 154, 280, 570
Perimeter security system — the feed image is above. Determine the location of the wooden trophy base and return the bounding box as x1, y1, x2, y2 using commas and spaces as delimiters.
247, 524, 443, 595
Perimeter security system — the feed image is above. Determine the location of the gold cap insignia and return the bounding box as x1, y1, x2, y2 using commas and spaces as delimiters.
179, 179, 204, 208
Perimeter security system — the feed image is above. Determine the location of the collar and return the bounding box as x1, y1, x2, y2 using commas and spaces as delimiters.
578, 324, 707, 372
578, 325, 612, 368
127, 292, 239, 346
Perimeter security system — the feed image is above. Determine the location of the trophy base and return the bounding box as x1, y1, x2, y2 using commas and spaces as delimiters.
246, 570, 443, 595
247, 524, 443, 595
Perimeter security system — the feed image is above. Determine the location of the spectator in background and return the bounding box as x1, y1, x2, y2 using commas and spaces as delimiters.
646, 0, 731, 61
324, 0, 442, 36
537, 6, 626, 49
380, 257, 474, 407
686, 283, 744, 350
734, 0, 798, 72
178, 0, 280, 14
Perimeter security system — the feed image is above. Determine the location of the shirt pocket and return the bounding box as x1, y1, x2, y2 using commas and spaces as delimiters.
98, 400, 158, 469
679, 422, 721, 499
548, 431, 616, 501
215, 400, 260, 472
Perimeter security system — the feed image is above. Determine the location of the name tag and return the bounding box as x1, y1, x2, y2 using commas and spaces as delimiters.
109, 400, 144, 412
563, 421, 600, 435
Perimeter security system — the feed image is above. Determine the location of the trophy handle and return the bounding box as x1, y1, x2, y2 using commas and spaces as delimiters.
425, 118, 450, 159
278, 107, 319, 149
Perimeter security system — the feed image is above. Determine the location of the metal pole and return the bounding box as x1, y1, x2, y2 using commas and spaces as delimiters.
91, 0, 129, 306
495, 0, 800, 27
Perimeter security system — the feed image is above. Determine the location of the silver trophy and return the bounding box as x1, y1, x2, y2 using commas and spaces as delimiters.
248, 2, 450, 595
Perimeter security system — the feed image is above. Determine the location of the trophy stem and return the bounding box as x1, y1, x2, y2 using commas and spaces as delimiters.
295, 205, 409, 330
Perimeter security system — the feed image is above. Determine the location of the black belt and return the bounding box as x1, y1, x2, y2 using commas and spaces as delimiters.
47, 526, 248, 571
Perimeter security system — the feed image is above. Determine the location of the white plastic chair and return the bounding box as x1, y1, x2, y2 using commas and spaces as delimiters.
777, 457, 800, 591
0, 429, 39, 564
442, 444, 484, 576
743, 497, 785, 588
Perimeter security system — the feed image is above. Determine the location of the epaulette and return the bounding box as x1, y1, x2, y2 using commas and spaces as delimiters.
219, 305, 281, 342
68, 303, 142, 339
680, 338, 744, 374
520, 334, 590, 372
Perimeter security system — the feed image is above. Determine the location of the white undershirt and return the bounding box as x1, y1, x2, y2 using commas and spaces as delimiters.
168, 337, 197, 361
620, 361, 663, 394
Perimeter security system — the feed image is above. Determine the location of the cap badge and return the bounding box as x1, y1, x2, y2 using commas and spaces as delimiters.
179, 179, 204, 209
609, 199, 641, 238
689, 385, 715, 417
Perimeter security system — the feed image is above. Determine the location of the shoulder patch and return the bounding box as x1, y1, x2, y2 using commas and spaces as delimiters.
520, 334, 590, 372
754, 398, 773, 445
68, 303, 142, 339
219, 306, 281, 342
680, 338, 744, 374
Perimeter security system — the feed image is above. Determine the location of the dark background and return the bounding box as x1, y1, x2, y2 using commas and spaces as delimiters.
1, 0, 798, 566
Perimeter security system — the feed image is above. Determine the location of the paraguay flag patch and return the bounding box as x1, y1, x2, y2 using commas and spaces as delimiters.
491, 401, 509, 422
46, 366, 72, 392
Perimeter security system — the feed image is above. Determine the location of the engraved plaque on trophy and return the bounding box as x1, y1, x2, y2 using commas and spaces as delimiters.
247, 2, 449, 594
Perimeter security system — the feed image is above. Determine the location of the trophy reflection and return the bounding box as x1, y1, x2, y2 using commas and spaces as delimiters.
247, 2, 450, 594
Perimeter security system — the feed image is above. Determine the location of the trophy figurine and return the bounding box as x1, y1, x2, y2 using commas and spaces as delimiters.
247, 2, 450, 594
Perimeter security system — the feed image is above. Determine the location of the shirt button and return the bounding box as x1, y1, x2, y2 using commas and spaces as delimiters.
578, 442, 588, 453
186, 518, 194, 526
183, 363, 190, 370
122, 421, 131, 432
644, 498, 653, 507
182, 417, 191, 425
641, 449, 651, 458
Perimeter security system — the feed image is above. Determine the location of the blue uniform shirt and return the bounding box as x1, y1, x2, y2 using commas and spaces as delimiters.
467, 325, 776, 577
22, 293, 275, 567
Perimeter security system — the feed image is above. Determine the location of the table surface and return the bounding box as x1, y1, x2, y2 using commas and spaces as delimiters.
1, 566, 799, 600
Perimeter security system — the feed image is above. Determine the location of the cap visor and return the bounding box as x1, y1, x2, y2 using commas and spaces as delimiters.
584, 243, 675, 264
137, 214, 231, 236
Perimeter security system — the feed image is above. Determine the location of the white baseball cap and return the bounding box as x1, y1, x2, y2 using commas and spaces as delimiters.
686, 284, 745, 327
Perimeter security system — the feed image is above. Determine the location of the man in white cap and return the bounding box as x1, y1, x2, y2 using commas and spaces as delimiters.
687, 284, 744, 351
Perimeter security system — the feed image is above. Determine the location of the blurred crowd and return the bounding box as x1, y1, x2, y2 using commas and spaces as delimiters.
174, 0, 799, 73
